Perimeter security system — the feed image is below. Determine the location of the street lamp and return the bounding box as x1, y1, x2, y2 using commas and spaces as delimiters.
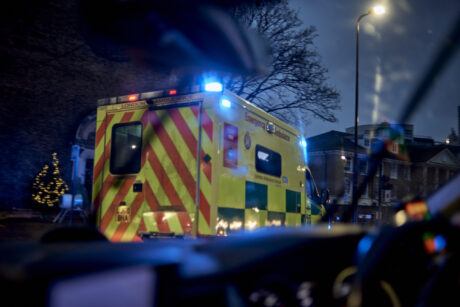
352, 5, 385, 223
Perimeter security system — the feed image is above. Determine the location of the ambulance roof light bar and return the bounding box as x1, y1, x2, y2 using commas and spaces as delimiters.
205, 82, 223, 92
97, 84, 204, 106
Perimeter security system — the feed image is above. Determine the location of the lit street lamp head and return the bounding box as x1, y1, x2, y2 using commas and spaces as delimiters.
371, 5, 386, 15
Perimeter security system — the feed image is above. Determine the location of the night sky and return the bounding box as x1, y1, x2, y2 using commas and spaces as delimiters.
291, 0, 460, 141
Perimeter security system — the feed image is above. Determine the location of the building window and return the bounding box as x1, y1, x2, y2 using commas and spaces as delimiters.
389, 142, 399, 154
390, 163, 398, 179
362, 183, 368, 198
359, 159, 368, 174
404, 129, 412, 138
405, 166, 411, 181
110, 122, 143, 175
255, 145, 281, 177
344, 156, 352, 173
344, 177, 352, 198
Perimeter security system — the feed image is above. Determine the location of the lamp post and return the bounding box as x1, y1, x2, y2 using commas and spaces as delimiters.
352, 5, 385, 223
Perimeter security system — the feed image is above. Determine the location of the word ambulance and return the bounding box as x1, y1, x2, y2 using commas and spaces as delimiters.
92, 85, 326, 241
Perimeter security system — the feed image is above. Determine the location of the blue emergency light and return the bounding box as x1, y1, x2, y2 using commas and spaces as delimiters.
221, 98, 231, 108
205, 82, 223, 92
299, 138, 307, 148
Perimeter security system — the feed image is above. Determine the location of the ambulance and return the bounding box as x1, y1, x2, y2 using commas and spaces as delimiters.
92, 83, 326, 241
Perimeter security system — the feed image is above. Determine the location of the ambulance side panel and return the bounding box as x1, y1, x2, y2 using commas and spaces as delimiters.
214, 93, 307, 234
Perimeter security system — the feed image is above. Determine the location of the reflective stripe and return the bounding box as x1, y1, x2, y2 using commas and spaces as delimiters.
97, 105, 213, 240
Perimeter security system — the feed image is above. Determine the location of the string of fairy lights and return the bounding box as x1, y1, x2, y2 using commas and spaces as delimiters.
32, 152, 69, 207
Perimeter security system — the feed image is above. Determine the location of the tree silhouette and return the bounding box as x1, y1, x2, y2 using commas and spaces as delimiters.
226, 0, 340, 128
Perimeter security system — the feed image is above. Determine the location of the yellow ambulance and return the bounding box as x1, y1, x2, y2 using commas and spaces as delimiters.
92, 85, 325, 241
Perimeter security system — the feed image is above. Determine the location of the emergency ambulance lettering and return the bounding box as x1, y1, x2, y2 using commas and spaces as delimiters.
245, 112, 291, 141
274, 130, 290, 142
245, 112, 265, 128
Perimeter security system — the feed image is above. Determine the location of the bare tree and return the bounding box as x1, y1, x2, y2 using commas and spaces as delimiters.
225, 0, 340, 127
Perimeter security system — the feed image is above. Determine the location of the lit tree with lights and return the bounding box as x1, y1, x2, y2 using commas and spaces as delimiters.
32, 152, 69, 208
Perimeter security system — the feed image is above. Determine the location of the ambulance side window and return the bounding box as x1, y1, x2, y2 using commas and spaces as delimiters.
255, 145, 281, 177
110, 122, 142, 175
305, 170, 315, 199
305, 169, 319, 200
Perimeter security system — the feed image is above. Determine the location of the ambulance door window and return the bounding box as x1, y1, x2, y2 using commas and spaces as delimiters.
255, 145, 281, 177
110, 122, 142, 175
305, 169, 316, 199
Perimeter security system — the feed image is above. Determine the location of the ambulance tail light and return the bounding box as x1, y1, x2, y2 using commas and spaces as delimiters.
118, 94, 140, 103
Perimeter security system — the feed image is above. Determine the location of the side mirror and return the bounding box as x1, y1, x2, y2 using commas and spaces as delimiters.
321, 189, 330, 205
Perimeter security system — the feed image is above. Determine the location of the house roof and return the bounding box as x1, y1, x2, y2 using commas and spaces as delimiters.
307, 131, 460, 166
407, 146, 444, 163
407, 145, 460, 165
307, 130, 366, 152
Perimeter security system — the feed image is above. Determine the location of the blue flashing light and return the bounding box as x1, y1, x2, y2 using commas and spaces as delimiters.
434, 235, 447, 251
300, 138, 307, 148
205, 82, 223, 92
299, 136, 308, 165
221, 98, 231, 108
357, 236, 374, 258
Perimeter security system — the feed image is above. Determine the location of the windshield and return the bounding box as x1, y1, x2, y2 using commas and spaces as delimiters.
2, 2, 460, 307
0, 0, 459, 238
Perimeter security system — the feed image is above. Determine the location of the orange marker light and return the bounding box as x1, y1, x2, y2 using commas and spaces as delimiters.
169, 89, 177, 95
128, 95, 137, 101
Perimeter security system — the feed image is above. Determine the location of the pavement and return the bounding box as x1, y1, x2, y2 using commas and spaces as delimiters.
0, 219, 58, 241
0, 209, 87, 242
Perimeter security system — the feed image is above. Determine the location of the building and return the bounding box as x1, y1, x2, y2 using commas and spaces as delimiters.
345, 123, 414, 149
307, 129, 460, 226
